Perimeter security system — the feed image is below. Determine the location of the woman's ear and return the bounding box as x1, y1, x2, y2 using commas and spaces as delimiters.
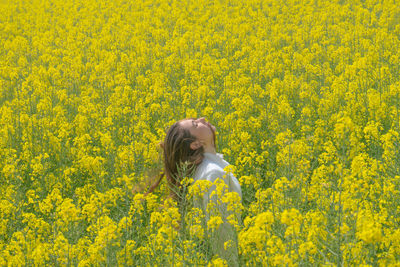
190, 140, 202, 150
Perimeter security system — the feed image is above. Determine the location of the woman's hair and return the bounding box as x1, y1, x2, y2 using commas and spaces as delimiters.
145, 118, 207, 201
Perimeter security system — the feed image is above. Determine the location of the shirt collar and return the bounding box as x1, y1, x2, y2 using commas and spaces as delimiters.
203, 152, 224, 161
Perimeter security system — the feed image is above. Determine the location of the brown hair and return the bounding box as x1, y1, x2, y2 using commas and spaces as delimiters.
145, 118, 210, 201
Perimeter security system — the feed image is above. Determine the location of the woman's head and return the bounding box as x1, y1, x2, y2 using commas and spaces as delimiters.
161, 117, 216, 199
179, 117, 216, 152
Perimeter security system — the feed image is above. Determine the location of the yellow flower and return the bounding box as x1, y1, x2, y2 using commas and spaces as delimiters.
208, 216, 224, 231
53, 233, 70, 265
281, 208, 303, 237
56, 198, 80, 230
189, 179, 212, 199
208, 257, 228, 267
299, 241, 317, 258
32, 242, 51, 266
356, 210, 383, 244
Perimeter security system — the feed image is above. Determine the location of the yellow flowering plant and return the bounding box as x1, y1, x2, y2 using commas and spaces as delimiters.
1, 0, 400, 265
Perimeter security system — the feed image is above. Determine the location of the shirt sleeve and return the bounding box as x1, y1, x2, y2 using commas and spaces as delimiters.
201, 169, 240, 267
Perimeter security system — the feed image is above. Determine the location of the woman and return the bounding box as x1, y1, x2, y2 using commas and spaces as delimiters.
147, 117, 242, 266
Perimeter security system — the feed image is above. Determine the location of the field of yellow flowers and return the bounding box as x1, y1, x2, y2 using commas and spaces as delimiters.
1, 0, 400, 265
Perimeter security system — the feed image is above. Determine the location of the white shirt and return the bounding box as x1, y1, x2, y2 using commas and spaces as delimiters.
192, 152, 242, 266
194, 152, 242, 200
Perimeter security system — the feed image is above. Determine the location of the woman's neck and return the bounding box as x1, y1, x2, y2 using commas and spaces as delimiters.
203, 145, 216, 154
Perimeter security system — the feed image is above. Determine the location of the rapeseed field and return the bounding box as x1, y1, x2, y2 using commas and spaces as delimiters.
1, 0, 400, 265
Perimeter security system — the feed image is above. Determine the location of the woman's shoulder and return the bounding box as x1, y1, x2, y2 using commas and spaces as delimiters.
194, 157, 226, 181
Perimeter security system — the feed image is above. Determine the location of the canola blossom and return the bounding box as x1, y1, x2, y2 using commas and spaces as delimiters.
1, 0, 400, 265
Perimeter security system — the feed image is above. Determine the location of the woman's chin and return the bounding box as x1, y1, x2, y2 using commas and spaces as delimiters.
206, 121, 216, 133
